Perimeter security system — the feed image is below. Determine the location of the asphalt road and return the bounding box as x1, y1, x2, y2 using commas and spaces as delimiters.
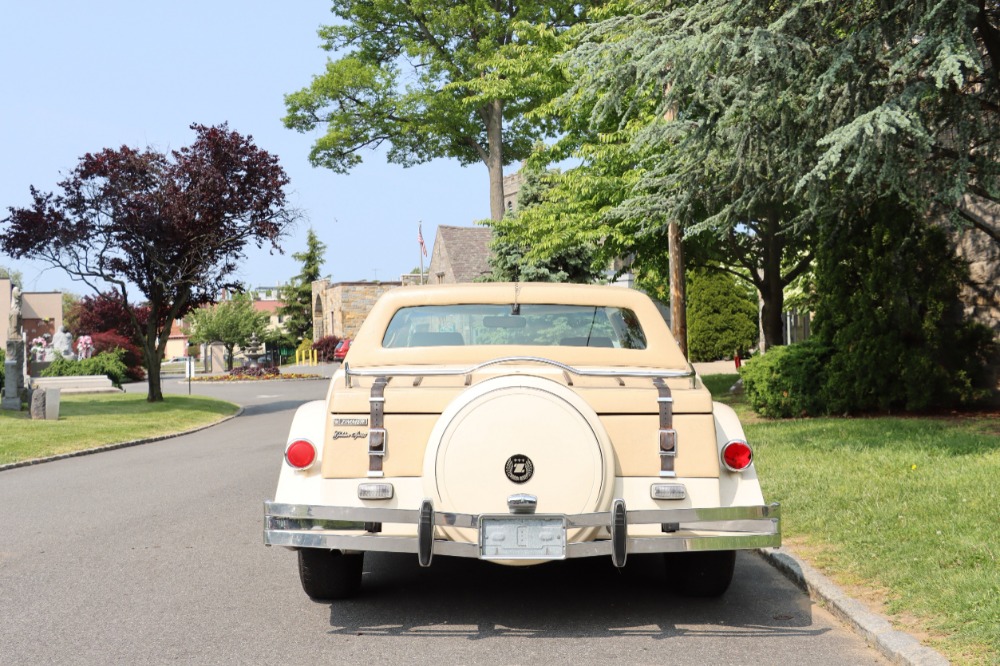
0, 375, 885, 665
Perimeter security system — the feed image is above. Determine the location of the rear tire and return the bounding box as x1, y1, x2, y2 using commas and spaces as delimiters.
665, 550, 736, 597
298, 549, 364, 600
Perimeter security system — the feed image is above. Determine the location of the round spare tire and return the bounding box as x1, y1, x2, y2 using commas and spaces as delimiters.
423, 375, 615, 545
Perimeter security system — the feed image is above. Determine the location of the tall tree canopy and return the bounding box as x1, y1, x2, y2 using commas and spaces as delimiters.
1, 123, 296, 401
283, 0, 596, 221
498, 0, 1000, 350
279, 228, 327, 343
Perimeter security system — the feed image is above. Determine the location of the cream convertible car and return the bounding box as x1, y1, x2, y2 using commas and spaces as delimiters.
265, 283, 780, 599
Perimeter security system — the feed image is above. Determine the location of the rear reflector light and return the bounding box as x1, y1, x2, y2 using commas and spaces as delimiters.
650, 483, 686, 500
358, 483, 394, 500
721, 439, 753, 472
285, 439, 316, 469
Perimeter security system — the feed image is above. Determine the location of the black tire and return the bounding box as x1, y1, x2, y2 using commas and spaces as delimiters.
297, 549, 364, 600
664, 550, 736, 598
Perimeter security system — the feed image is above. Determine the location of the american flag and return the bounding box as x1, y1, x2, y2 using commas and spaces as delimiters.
418, 223, 428, 256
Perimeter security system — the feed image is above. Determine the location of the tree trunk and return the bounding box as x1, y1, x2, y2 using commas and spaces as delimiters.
147, 357, 163, 402
759, 275, 785, 350
668, 220, 687, 357
755, 213, 787, 352
485, 99, 506, 222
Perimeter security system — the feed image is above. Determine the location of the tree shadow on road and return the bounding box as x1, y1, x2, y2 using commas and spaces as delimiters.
320, 552, 826, 641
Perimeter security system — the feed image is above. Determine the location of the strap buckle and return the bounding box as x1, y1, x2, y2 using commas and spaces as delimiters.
368, 427, 387, 455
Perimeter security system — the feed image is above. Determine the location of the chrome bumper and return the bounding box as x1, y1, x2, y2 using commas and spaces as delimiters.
264, 500, 781, 567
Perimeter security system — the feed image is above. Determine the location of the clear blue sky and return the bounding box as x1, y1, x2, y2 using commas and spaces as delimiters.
0, 0, 492, 295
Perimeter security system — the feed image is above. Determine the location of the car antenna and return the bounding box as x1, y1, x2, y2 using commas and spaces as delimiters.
511, 281, 521, 315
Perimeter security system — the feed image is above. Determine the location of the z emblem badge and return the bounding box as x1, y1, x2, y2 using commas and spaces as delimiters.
505, 454, 534, 483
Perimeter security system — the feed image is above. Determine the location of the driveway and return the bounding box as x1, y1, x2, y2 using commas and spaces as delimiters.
0, 375, 885, 664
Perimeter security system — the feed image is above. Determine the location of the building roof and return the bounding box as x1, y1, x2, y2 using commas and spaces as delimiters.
434, 225, 493, 283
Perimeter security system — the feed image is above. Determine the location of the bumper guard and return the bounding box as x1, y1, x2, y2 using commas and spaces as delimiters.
264, 500, 781, 566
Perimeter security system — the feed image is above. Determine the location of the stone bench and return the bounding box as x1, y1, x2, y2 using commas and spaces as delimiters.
30, 375, 121, 394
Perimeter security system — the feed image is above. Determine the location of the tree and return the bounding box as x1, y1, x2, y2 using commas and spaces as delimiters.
485, 159, 604, 283
812, 199, 995, 413
66, 292, 150, 340
685, 268, 759, 363
0, 265, 23, 289
279, 228, 327, 344
1, 123, 296, 401
283, 1, 597, 221
186, 293, 269, 371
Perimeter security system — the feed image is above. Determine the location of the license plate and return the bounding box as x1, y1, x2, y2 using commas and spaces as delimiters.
479, 515, 566, 560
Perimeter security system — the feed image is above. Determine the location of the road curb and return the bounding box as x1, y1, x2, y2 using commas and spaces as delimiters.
757, 548, 949, 665
0, 407, 244, 473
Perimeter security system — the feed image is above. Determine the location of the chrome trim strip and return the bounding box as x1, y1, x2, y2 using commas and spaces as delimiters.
263, 530, 780, 556
264, 501, 781, 555
345, 356, 695, 379
265, 501, 780, 526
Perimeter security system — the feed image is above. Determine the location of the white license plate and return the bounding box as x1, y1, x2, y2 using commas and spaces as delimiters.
479, 515, 566, 560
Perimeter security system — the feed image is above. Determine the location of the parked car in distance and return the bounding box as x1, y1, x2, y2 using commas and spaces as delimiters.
333, 338, 351, 361
265, 283, 780, 601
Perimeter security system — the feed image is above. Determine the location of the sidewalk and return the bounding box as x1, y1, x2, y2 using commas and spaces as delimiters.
692, 359, 742, 375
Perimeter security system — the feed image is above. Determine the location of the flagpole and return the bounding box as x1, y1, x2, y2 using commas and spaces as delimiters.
418, 221, 425, 284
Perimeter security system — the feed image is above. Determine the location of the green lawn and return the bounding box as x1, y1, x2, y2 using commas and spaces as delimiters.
704, 373, 1000, 665
0, 393, 239, 465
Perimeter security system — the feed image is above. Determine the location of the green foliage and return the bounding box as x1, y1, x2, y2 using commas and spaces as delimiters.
279, 228, 326, 343
485, 160, 604, 283
0, 265, 24, 289
813, 200, 995, 413
740, 340, 831, 418
186, 292, 269, 371
685, 268, 758, 362
40, 350, 130, 388
284, 1, 597, 219
744, 200, 996, 418
0, 347, 5, 388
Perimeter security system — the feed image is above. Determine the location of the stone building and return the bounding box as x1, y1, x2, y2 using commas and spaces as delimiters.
426, 225, 493, 284
503, 171, 524, 215
311, 280, 402, 341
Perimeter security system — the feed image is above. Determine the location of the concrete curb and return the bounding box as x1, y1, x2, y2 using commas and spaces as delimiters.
757, 548, 949, 665
0, 407, 244, 473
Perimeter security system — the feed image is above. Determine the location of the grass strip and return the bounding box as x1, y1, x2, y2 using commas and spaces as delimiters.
703, 373, 1000, 665
0, 393, 239, 465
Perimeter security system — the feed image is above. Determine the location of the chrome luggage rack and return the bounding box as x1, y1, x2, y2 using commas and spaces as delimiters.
343, 356, 696, 388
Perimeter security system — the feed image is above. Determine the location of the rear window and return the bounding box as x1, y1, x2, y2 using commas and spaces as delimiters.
381, 304, 647, 349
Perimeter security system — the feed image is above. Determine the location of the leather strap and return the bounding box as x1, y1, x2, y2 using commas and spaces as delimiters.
653, 377, 677, 477
368, 376, 389, 477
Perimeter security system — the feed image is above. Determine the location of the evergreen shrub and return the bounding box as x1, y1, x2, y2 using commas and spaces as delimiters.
686, 268, 758, 362
814, 200, 995, 413
0, 348, 5, 388
740, 340, 831, 418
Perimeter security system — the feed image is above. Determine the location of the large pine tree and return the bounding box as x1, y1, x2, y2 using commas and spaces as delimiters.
279, 229, 327, 344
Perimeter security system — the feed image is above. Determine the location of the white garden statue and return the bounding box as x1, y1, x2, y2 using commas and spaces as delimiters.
52, 327, 74, 358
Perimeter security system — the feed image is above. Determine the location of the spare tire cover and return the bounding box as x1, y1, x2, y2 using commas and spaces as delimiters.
423, 375, 615, 544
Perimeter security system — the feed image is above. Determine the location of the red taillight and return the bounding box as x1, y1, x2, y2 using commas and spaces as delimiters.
721, 440, 753, 472
285, 439, 316, 469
